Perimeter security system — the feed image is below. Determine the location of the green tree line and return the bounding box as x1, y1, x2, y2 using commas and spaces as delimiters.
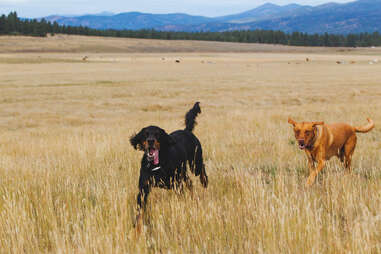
1, 11, 381, 47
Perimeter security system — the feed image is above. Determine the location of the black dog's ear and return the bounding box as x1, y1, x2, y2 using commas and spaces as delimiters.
159, 128, 176, 146
130, 128, 146, 150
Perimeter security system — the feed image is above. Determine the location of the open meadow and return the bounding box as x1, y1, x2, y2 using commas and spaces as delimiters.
0, 35, 381, 253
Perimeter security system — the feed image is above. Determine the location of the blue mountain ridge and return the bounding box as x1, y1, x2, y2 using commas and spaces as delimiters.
42, 0, 381, 34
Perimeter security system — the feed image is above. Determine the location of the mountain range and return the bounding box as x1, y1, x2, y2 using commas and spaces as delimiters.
43, 0, 381, 34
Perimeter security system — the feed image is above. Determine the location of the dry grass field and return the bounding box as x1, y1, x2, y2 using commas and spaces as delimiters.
0, 35, 381, 253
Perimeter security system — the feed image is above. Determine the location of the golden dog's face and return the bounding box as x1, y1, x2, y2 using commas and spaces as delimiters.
288, 118, 323, 150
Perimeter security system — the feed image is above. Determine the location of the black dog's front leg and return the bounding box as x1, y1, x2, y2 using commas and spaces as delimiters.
137, 169, 153, 209
135, 178, 151, 232
137, 182, 150, 210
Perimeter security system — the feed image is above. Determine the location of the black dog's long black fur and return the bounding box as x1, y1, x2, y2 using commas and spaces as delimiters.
130, 102, 208, 210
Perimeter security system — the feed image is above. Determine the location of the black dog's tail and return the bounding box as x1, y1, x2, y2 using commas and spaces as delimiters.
185, 102, 201, 132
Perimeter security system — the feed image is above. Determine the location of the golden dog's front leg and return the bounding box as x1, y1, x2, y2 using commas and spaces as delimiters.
304, 152, 315, 186
306, 158, 325, 187
307, 154, 315, 175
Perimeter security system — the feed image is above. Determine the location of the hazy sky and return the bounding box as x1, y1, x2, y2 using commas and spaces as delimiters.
0, 0, 355, 18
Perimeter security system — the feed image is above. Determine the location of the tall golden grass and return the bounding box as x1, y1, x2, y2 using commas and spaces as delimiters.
0, 38, 380, 252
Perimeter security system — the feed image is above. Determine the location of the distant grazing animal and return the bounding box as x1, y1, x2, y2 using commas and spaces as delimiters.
130, 102, 208, 222
288, 117, 374, 187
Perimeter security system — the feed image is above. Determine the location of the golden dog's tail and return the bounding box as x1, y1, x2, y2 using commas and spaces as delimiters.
354, 118, 375, 133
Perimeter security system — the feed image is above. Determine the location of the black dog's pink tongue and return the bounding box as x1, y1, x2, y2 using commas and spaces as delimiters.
153, 149, 159, 165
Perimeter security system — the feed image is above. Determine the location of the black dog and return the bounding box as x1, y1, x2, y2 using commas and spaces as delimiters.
130, 102, 208, 210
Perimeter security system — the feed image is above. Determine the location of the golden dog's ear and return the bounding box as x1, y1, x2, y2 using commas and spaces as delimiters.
288, 117, 296, 126
312, 121, 324, 126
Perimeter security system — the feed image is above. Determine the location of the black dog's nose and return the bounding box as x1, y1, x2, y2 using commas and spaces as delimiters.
147, 139, 155, 146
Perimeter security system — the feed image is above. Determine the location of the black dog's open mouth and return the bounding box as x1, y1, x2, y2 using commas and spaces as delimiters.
147, 148, 159, 165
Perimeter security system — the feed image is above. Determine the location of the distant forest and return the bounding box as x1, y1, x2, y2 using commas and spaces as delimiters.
1, 11, 381, 47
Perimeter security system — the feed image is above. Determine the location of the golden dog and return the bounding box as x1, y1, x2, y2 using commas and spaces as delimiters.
288, 117, 374, 186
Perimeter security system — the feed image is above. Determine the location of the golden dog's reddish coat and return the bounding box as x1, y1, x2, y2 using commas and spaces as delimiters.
288, 117, 374, 186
